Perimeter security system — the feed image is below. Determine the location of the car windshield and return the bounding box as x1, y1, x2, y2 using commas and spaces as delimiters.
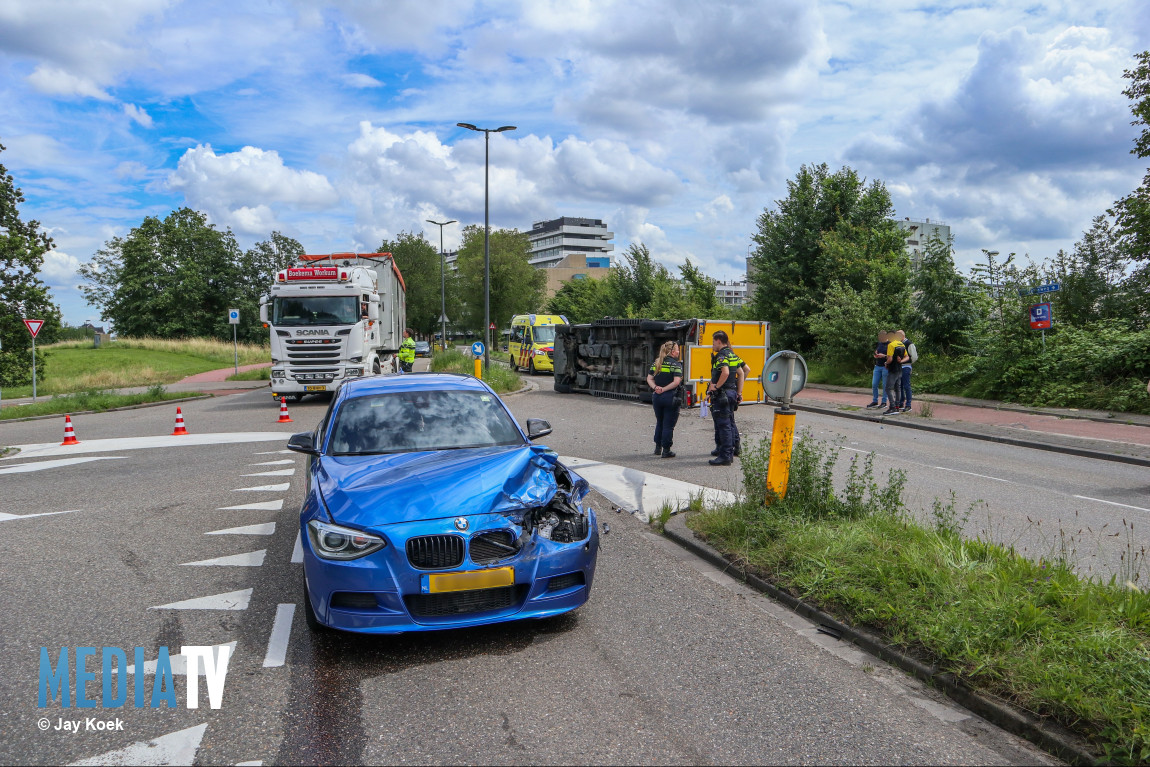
533, 326, 556, 344
273, 296, 359, 326
328, 390, 524, 455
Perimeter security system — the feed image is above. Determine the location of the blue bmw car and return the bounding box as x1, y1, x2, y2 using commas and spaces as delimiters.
287, 373, 599, 634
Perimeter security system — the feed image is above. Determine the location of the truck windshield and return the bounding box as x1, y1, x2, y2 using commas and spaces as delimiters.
273, 296, 359, 326
533, 326, 556, 344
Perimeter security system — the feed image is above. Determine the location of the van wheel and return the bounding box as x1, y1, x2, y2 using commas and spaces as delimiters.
509, 355, 518, 371
529, 359, 538, 376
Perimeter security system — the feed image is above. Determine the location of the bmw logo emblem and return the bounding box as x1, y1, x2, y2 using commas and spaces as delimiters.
454, 517, 469, 531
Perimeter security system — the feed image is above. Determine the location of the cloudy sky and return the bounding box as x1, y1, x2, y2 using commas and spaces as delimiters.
2, 0, 1148, 325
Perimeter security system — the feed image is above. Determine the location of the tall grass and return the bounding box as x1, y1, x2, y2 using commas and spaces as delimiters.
690, 430, 1150, 763
430, 349, 523, 394
45, 336, 269, 365
0, 386, 196, 421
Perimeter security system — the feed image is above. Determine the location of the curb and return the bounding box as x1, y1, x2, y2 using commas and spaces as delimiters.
500, 377, 539, 398
789, 401, 1150, 469
806, 383, 1150, 427
0, 394, 213, 424
661, 514, 1097, 766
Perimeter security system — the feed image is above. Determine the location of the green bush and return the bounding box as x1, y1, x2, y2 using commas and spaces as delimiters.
431, 349, 522, 394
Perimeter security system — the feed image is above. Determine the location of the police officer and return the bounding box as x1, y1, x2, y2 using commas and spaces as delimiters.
707, 330, 738, 466
398, 328, 416, 373
646, 340, 683, 458
718, 348, 751, 458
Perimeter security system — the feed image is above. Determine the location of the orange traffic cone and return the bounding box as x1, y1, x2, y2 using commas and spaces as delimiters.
171, 407, 188, 436
277, 396, 293, 423
60, 414, 80, 446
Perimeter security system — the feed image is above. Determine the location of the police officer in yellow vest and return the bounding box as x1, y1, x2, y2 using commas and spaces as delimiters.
398, 328, 416, 373
717, 348, 750, 458
646, 341, 683, 458
707, 331, 739, 466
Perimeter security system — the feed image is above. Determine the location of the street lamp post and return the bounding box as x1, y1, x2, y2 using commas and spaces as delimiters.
456, 122, 516, 371
426, 218, 456, 350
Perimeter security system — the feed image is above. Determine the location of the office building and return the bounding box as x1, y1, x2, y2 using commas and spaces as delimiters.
895, 218, 951, 270
716, 280, 749, 307
527, 217, 615, 295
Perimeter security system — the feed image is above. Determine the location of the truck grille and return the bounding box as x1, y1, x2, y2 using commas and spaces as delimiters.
469, 530, 518, 564
286, 338, 343, 366
406, 535, 464, 569
405, 585, 528, 618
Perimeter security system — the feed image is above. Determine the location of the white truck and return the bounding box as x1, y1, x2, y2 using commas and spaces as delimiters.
260, 252, 407, 401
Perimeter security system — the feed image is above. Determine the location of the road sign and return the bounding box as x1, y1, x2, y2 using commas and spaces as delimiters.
1030, 303, 1052, 330
228, 309, 240, 325
1018, 283, 1060, 297
762, 350, 808, 401
23, 319, 44, 337
489, 323, 496, 330
471, 341, 485, 357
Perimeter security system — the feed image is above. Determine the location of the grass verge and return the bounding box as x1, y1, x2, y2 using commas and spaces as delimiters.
0, 386, 202, 420
227, 367, 271, 381
7, 337, 270, 398
431, 349, 523, 394
687, 430, 1149, 764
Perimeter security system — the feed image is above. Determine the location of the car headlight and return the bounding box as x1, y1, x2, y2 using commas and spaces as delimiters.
307, 520, 386, 560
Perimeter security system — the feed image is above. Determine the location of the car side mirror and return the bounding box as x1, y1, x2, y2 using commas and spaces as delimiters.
526, 418, 552, 440
287, 432, 319, 455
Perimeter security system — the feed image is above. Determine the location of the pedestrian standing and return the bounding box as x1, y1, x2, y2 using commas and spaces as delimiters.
717, 349, 750, 458
399, 328, 416, 373
707, 331, 739, 466
896, 329, 914, 412
646, 341, 683, 458
882, 333, 907, 416
867, 330, 889, 408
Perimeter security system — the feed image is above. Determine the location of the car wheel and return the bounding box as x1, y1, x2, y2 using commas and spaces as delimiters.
529, 359, 537, 376
510, 354, 518, 371
302, 576, 328, 633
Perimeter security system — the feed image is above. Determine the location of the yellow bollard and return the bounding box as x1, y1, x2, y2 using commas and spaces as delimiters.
766, 408, 796, 502
474, 358, 482, 379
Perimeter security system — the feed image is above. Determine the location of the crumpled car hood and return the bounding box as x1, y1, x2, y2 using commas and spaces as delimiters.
317, 443, 572, 527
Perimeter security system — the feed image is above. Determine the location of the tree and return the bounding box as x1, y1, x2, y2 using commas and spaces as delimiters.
808, 280, 891, 371
1042, 217, 1130, 327
545, 277, 610, 324
235, 232, 302, 343
0, 142, 62, 387
1111, 50, 1150, 264
748, 163, 908, 351
379, 232, 441, 337
453, 225, 545, 336
679, 258, 722, 317
80, 208, 244, 340
909, 234, 977, 352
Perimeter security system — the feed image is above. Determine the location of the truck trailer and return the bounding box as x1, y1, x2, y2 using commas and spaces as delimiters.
553, 318, 770, 406
260, 253, 406, 401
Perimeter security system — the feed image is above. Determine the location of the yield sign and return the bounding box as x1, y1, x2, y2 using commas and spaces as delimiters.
23, 319, 45, 338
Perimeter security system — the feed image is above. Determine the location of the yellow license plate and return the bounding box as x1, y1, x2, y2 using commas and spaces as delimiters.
428, 567, 514, 593
305, 385, 327, 392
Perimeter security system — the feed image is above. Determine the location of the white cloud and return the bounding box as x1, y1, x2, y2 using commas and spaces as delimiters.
40, 250, 81, 282
167, 144, 339, 234
341, 73, 384, 88
123, 103, 153, 128
26, 66, 112, 101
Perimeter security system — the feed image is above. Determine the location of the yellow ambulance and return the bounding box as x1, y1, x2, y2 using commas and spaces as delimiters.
507, 314, 568, 374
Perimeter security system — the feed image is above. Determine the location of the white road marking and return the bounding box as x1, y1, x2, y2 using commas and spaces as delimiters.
6, 432, 289, 460
116, 642, 236, 675
206, 523, 276, 536
236, 762, 264, 766
559, 456, 738, 522
0, 509, 81, 523
262, 604, 296, 667
243, 468, 296, 477
233, 483, 290, 492
248, 459, 295, 466
151, 588, 253, 611
181, 550, 267, 567
933, 466, 1013, 483
69, 723, 207, 766
1074, 495, 1150, 513
219, 500, 284, 511
291, 531, 303, 563
0, 456, 124, 474
254, 449, 293, 455
840, 447, 869, 454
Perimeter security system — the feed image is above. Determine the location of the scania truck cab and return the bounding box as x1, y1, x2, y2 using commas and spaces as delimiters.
260, 253, 406, 401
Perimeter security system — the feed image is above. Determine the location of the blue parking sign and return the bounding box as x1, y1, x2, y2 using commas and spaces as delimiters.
1030, 303, 1051, 330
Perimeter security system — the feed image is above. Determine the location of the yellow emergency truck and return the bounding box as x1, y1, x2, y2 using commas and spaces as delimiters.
507, 314, 568, 375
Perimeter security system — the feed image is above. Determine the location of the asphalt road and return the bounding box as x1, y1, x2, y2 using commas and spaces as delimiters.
0, 379, 1099, 765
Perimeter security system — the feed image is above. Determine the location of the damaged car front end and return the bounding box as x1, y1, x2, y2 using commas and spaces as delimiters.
289, 373, 599, 634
